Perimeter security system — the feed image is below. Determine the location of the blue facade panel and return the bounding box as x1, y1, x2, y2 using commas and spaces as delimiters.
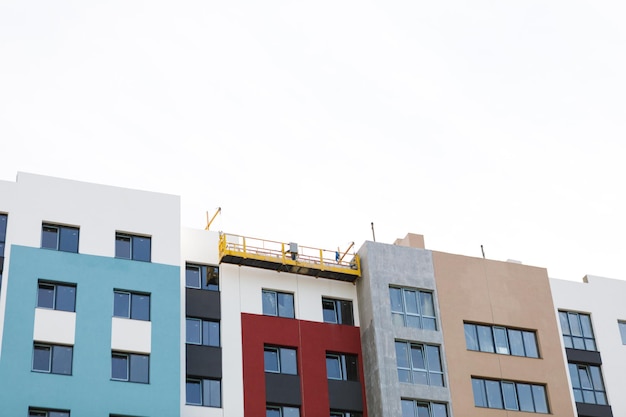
0, 245, 180, 416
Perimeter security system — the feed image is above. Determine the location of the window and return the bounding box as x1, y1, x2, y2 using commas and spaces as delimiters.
29, 409, 70, 417
113, 290, 150, 321
464, 323, 539, 358
619, 321, 626, 344
322, 298, 354, 325
401, 400, 448, 417
0, 213, 7, 254
32, 343, 73, 375
41, 224, 79, 253
395, 341, 443, 386
266, 406, 300, 417
389, 287, 436, 330
37, 282, 76, 312
186, 378, 221, 407
115, 233, 151, 262
568, 363, 607, 405
264, 346, 297, 375
186, 318, 220, 346
472, 378, 548, 413
559, 311, 596, 351
186, 263, 219, 291
330, 412, 362, 417
111, 352, 149, 383
326, 353, 358, 381
262, 290, 294, 318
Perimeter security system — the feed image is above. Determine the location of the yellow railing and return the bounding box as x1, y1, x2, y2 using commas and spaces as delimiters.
218, 233, 361, 277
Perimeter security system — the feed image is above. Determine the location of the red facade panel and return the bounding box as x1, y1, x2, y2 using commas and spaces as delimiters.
241, 313, 367, 417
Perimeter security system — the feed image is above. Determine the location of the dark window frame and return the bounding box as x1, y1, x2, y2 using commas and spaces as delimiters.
559, 311, 597, 351
115, 232, 151, 262
185, 263, 219, 291
32, 343, 73, 375
568, 363, 608, 405
472, 377, 549, 413
41, 223, 80, 253
266, 405, 300, 417
262, 289, 295, 318
464, 322, 539, 358
401, 399, 448, 417
326, 352, 358, 381
389, 286, 437, 330
28, 408, 71, 417
322, 297, 354, 325
264, 346, 298, 375
185, 317, 220, 347
185, 377, 222, 408
113, 290, 150, 321
37, 281, 77, 312
111, 352, 150, 384
395, 340, 444, 387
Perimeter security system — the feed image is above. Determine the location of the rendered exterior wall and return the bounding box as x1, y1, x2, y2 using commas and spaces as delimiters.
356, 240, 452, 417
433, 251, 575, 417
550, 275, 626, 416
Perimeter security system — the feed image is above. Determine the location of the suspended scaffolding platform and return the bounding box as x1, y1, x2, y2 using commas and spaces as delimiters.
218, 233, 361, 282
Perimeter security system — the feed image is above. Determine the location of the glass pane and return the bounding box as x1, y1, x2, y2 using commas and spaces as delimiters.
406, 315, 422, 329
502, 382, 518, 410
411, 345, 426, 370
595, 391, 607, 405
283, 407, 300, 417
42, 226, 58, 249
204, 321, 220, 347
568, 313, 582, 336
404, 290, 418, 314
340, 300, 354, 325
55, 285, 76, 312
578, 366, 592, 389
412, 370, 428, 385
517, 383, 534, 412
532, 385, 548, 413
0, 214, 7, 240
426, 345, 442, 372
477, 325, 495, 353
422, 317, 436, 330
262, 291, 277, 316
37, 284, 55, 309
420, 291, 435, 317
59, 227, 79, 253
573, 388, 583, 402
590, 366, 605, 390
584, 338, 596, 351
264, 348, 279, 372
51, 346, 73, 375
395, 342, 409, 368
398, 369, 411, 383
508, 329, 524, 356
115, 235, 131, 258
185, 265, 201, 288
569, 363, 581, 388
429, 373, 444, 387
186, 318, 201, 344
322, 299, 337, 323
49, 413, 70, 417
186, 380, 202, 404
464, 324, 479, 350
401, 400, 415, 417
345, 354, 358, 381
130, 354, 149, 383
582, 389, 595, 404
563, 335, 573, 349
522, 331, 539, 358
619, 322, 626, 344
266, 408, 281, 417
485, 380, 503, 409
326, 355, 342, 379
277, 293, 294, 318
131, 293, 150, 321
112, 354, 128, 380
280, 348, 297, 375
132, 236, 151, 261
204, 379, 221, 407
389, 288, 403, 312
204, 266, 220, 291
580, 314, 594, 338
559, 311, 570, 335
432, 403, 448, 417
113, 292, 130, 317
472, 378, 487, 407
573, 336, 586, 350
33, 345, 51, 372
493, 327, 509, 354
29, 411, 47, 417
392, 313, 405, 327
416, 404, 430, 417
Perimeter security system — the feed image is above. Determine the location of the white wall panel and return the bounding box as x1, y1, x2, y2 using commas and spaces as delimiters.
33, 308, 76, 345
111, 317, 151, 354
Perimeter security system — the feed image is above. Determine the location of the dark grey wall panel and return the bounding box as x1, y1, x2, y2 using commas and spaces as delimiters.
186, 344, 222, 378
328, 380, 363, 412
566, 348, 602, 365
576, 402, 613, 417
265, 373, 301, 406
186, 288, 220, 320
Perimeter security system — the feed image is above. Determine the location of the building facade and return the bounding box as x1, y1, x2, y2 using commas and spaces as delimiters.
1, 172, 624, 417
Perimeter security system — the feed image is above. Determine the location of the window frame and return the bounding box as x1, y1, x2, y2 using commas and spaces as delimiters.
186, 317, 220, 347
28, 409, 71, 417
559, 311, 597, 351
36, 281, 77, 312
330, 412, 363, 417
389, 286, 437, 330
618, 320, 626, 345
568, 363, 608, 405
113, 290, 150, 321
186, 377, 222, 408
472, 377, 549, 413
115, 232, 151, 262
264, 346, 298, 375
266, 405, 300, 417
464, 322, 539, 358
322, 297, 354, 325
326, 352, 358, 381
41, 223, 80, 253
185, 263, 219, 291
401, 399, 448, 417
111, 352, 150, 383
32, 343, 73, 375
262, 289, 295, 318
395, 340, 444, 387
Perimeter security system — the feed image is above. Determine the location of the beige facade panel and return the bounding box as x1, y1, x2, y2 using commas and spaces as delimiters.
432, 251, 574, 417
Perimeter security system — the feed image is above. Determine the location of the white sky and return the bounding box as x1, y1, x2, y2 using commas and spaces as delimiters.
1, 1, 625, 281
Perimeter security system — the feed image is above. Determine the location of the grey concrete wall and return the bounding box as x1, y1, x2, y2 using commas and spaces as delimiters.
357, 241, 452, 417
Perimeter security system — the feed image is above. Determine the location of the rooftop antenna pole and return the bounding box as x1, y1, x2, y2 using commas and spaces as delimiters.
480, 244, 485, 259
371, 222, 376, 242
205, 207, 221, 230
